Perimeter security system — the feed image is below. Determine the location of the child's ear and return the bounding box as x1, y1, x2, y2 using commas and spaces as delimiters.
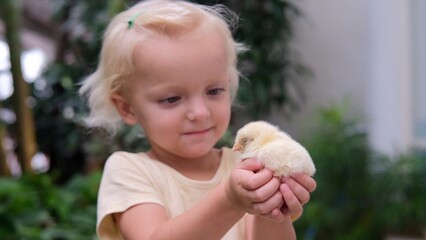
110, 93, 138, 125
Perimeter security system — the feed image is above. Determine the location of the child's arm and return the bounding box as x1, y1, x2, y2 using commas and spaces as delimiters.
115, 158, 281, 240
246, 216, 296, 240
246, 174, 317, 240
115, 183, 244, 240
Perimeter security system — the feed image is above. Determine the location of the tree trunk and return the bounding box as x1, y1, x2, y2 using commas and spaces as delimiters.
2, 0, 37, 174
0, 101, 11, 176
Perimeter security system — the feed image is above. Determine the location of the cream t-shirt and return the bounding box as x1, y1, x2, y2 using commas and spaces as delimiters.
97, 147, 245, 239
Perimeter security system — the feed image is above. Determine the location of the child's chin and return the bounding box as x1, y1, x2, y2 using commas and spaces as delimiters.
180, 145, 216, 159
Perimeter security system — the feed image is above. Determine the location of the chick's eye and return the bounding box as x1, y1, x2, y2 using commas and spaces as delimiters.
241, 138, 248, 145
159, 96, 181, 104
207, 88, 224, 96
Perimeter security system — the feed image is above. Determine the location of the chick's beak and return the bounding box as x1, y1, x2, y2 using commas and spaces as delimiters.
232, 144, 242, 152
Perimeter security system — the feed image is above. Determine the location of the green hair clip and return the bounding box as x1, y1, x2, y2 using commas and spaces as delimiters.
127, 12, 142, 29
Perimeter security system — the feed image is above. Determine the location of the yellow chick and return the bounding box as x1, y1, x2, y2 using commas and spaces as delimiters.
232, 121, 316, 177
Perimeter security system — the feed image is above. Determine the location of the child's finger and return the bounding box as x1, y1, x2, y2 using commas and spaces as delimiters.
258, 208, 286, 222
251, 190, 283, 214
240, 167, 274, 190
237, 158, 264, 172
281, 177, 311, 205
280, 183, 303, 216
285, 174, 317, 193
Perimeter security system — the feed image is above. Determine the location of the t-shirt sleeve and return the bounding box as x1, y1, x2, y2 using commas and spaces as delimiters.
96, 152, 165, 239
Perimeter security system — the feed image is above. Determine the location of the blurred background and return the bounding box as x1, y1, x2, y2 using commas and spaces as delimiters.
0, 0, 425, 239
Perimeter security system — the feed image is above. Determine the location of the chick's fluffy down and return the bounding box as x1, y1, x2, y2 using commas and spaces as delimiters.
233, 121, 316, 177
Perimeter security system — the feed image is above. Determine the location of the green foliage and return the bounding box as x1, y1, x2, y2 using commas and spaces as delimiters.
295, 103, 379, 239
0, 172, 101, 239
31, 0, 140, 181
295, 103, 426, 239
33, 62, 90, 182
232, 1, 309, 118
372, 154, 426, 236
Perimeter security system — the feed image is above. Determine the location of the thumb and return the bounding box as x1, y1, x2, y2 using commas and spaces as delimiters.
238, 158, 264, 172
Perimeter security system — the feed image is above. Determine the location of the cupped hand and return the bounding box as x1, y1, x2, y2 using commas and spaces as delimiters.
225, 158, 283, 216
279, 174, 317, 221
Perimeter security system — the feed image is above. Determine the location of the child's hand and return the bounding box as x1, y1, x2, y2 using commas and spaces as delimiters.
225, 158, 283, 216
247, 173, 317, 223
279, 174, 317, 221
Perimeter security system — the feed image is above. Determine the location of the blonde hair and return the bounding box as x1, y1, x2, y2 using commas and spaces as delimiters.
79, 0, 245, 135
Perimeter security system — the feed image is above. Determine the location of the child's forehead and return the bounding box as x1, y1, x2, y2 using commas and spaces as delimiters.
132, 29, 228, 72
126, 30, 230, 89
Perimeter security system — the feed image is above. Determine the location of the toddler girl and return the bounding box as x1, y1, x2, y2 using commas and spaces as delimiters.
79, 0, 316, 239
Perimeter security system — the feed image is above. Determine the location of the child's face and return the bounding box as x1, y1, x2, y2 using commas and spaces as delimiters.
120, 30, 231, 159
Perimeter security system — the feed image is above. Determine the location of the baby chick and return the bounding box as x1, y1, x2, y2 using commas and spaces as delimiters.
232, 121, 316, 177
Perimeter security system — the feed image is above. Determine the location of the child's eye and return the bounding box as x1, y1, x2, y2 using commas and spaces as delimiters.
159, 96, 181, 104
207, 88, 224, 96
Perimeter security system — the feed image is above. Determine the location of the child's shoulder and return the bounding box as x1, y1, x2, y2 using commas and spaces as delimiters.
107, 150, 147, 161
109, 150, 144, 158
103, 151, 156, 171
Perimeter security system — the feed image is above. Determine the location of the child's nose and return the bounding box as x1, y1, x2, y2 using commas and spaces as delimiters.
187, 98, 210, 121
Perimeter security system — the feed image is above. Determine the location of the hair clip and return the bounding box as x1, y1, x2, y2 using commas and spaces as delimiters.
127, 12, 142, 29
